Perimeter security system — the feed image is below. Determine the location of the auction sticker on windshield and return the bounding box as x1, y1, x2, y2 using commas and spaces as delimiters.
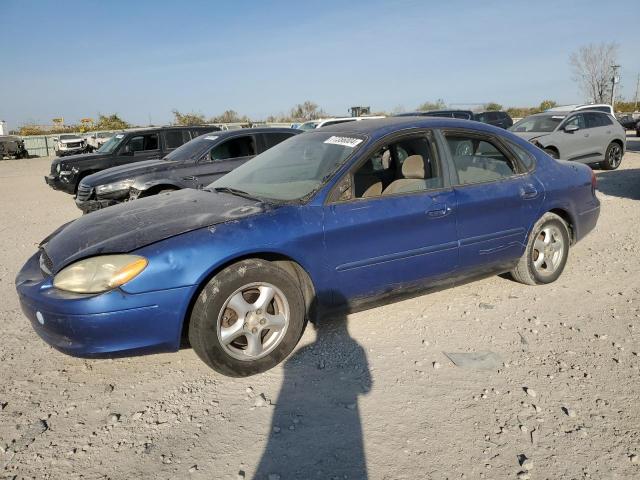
115, 134, 124, 138
204, 136, 219, 141
323, 136, 363, 148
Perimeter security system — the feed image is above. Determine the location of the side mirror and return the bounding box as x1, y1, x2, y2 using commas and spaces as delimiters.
564, 124, 580, 133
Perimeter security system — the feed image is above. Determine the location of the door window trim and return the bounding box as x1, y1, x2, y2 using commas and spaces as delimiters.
325, 128, 452, 205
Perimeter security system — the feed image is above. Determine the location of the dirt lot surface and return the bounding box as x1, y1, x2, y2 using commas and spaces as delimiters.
1, 138, 640, 479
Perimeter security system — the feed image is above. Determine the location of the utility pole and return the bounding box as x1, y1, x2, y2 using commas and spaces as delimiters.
634, 74, 639, 112
610, 64, 621, 111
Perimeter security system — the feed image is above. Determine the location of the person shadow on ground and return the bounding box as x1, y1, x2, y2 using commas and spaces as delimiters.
253, 294, 373, 480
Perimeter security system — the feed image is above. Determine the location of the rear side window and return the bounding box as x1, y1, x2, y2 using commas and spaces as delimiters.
445, 133, 518, 185
262, 132, 296, 150
163, 130, 190, 150
210, 135, 256, 161
506, 141, 536, 171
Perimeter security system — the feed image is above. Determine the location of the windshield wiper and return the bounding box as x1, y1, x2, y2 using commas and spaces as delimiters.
212, 187, 263, 202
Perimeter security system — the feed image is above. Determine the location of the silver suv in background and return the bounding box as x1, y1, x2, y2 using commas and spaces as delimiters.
54, 134, 88, 156
509, 110, 626, 170
85, 131, 117, 152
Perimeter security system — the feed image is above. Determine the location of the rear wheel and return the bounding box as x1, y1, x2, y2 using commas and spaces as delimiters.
543, 148, 559, 159
188, 259, 307, 377
510, 213, 570, 285
602, 142, 622, 170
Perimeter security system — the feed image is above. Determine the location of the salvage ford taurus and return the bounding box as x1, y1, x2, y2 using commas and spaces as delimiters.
16, 118, 600, 377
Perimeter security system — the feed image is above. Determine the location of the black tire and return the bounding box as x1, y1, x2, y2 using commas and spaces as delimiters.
510, 212, 570, 286
188, 259, 307, 377
601, 142, 623, 170
543, 148, 559, 159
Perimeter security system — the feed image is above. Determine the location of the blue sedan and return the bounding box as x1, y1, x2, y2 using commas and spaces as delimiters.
16, 118, 600, 376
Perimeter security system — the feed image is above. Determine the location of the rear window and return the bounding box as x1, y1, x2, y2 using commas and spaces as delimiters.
506, 141, 536, 171
262, 132, 296, 150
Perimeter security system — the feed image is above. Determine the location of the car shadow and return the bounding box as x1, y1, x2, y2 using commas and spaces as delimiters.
596, 168, 640, 201
253, 293, 372, 480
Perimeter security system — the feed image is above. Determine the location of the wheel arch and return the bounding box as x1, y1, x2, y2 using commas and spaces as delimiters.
610, 138, 624, 153
547, 207, 576, 244
139, 183, 181, 197
179, 252, 317, 346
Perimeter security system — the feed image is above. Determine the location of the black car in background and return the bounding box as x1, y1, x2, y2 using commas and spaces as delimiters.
45, 125, 220, 195
75, 128, 300, 213
395, 109, 513, 129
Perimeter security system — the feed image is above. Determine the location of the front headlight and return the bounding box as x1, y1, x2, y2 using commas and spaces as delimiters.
53, 255, 148, 293
56, 163, 61, 173
96, 180, 134, 195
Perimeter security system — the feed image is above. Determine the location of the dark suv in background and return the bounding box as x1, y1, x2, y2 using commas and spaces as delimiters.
395, 109, 513, 129
45, 125, 220, 195
75, 128, 300, 213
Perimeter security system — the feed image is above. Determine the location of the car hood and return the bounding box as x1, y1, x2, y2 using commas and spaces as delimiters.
511, 132, 551, 142
53, 152, 110, 167
41, 188, 267, 272
82, 159, 175, 187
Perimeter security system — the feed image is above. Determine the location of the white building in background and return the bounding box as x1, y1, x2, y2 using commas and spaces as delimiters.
0, 121, 7, 135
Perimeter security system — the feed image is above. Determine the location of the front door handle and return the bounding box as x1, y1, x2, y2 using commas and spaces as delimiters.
426, 204, 452, 218
583, 133, 589, 138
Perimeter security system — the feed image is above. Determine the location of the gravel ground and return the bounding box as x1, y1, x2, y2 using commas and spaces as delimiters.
1, 138, 640, 479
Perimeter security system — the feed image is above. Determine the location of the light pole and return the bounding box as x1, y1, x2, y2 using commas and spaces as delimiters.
610, 64, 621, 111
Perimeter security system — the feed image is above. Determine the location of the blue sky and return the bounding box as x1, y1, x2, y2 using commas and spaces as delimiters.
1, 0, 639, 129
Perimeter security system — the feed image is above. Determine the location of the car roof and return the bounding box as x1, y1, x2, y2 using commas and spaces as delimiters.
194, 127, 299, 139
315, 116, 503, 138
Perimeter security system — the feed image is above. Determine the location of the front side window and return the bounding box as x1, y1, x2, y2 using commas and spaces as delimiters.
445, 133, 518, 185
209, 136, 256, 161
126, 134, 159, 153
210, 132, 365, 201
506, 141, 536, 171
564, 114, 586, 130
345, 133, 443, 200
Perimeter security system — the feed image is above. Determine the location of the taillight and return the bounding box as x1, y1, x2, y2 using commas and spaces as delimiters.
591, 170, 597, 195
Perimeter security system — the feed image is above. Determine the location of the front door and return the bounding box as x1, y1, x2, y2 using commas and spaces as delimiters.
116, 132, 161, 165
188, 135, 258, 188
322, 131, 458, 301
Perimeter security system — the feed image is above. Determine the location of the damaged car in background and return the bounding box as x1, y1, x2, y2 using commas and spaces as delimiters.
75, 128, 300, 213
16, 117, 600, 377
509, 110, 626, 170
0, 135, 29, 159
45, 125, 220, 195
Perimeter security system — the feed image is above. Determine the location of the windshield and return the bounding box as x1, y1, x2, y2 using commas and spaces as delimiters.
209, 132, 365, 201
96, 133, 125, 153
510, 115, 564, 133
298, 121, 319, 131
164, 134, 219, 161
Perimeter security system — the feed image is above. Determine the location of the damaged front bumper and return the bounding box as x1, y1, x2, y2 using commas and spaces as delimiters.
45, 174, 75, 194
15, 251, 192, 357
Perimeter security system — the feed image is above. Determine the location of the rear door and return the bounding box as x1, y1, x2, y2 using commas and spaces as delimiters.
187, 134, 257, 188
442, 129, 544, 275
162, 130, 191, 156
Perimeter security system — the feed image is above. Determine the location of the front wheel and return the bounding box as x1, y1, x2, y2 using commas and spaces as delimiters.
602, 142, 622, 170
188, 259, 307, 377
510, 213, 570, 285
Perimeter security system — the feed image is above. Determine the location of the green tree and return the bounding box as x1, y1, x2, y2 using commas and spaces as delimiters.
417, 99, 446, 111
210, 110, 251, 124
538, 100, 557, 112
172, 110, 206, 126
95, 114, 130, 130
484, 102, 503, 111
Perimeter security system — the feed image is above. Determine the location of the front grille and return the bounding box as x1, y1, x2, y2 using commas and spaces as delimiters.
76, 183, 94, 202
39, 249, 54, 276
64, 142, 81, 149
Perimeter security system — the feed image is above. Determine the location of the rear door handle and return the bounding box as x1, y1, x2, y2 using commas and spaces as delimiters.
182, 176, 197, 181
520, 185, 539, 199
